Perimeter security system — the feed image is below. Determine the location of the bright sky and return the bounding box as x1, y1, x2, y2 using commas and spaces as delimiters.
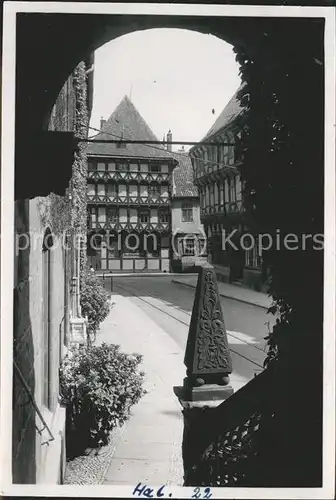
90, 28, 241, 151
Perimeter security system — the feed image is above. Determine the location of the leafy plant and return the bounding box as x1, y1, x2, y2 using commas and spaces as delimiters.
60, 343, 146, 458
80, 268, 111, 335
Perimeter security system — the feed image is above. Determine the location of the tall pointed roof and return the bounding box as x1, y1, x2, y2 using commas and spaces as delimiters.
201, 85, 245, 142
87, 95, 173, 160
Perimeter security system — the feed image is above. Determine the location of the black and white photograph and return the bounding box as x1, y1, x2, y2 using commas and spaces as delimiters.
1, 2, 335, 498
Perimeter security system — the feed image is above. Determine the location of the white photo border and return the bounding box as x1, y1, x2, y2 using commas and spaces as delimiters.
1, 2, 335, 498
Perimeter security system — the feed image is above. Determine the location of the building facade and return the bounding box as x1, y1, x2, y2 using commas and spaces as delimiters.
12, 59, 93, 484
170, 148, 207, 272
190, 89, 266, 291
87, 96, 177, 273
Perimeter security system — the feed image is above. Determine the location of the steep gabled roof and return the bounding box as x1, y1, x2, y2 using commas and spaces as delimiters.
201, 85, 245, 142
171, 151, 198, 198
87, 95, 173, 160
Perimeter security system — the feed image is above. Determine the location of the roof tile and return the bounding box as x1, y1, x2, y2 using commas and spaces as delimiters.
171, 152, 198, 198
87, 95, 173, 160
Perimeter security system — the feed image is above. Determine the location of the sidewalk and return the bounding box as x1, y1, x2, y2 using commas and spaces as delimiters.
95, 294, 186, 486
171, 275, 271, 310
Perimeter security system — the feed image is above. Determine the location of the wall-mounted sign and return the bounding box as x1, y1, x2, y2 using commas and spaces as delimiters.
69, 317, 87, 344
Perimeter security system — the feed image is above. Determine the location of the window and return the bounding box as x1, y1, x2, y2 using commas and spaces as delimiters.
230, 177, 236, 202
198, 238, 207, 256
183, 238, 196, 256
210, 183, 215, 206
245, 243, 262, 268
88, 207, 97, 228
87, 183, 95, 196
97, 162, 106, 172
139, 210, 150, 223
223, 144, 229, 164
88, 161, 96, 172
149, 164, 160, 173
228, 144, 235, 165
214, 182, 219, 205
159, 210, 169, 223
149, 184, 160, 197
117, 163, 129, 172
106, 207, 118, 223
205, 185, 210, 208
98, 207, 106, 223
201, 188, 206, 209
42, 230, 53, 409
97, 183, 105, 196
220, 182, 225, 205
218, 143, 223, 164
106, 183, 116, 197
181, 202, 193, 222
129, 184, 138, 197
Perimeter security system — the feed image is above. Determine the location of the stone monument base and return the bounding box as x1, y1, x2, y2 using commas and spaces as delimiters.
174, 383, 234, 404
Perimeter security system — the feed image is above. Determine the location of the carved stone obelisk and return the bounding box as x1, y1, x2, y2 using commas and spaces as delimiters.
174, 263, 233, 403
173, 264, 234, 485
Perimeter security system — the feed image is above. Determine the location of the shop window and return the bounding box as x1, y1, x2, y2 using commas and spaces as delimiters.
183, 238, 196, 256
182, 202, 193, 222
245, 244, 262, 268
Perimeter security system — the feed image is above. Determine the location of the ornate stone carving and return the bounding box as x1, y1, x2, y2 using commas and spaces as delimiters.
197, 271, 231, 372
184, 264, 232, 385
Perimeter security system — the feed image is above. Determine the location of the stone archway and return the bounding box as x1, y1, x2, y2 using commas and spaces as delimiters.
13, 11, 326, 486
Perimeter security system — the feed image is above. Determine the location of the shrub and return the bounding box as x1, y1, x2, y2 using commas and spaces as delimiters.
60, 343, 146, 458
80, 268, 111, 335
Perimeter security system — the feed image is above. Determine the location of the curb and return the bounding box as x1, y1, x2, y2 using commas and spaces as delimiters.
171, 280, 270, 311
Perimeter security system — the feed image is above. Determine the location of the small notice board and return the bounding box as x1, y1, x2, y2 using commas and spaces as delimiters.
69, 318, 87, 344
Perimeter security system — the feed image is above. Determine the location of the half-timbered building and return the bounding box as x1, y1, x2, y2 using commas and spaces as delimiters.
170, 148, 207, 272
87, 96, 178, 272
189, 89, 266, 291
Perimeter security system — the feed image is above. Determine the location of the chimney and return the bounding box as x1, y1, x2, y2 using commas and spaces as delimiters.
100, 116, 106, 130
167, 129, 172, 152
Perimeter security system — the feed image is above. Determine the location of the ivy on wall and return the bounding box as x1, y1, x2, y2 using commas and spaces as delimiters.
233, 24, 324, 484
234, 36, 324, 365
72, 61, 89, 272
38, 61, 89, 270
